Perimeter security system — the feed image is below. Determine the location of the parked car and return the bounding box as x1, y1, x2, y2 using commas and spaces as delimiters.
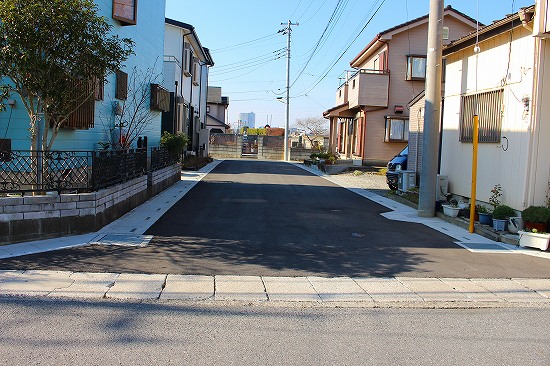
386, 146, 408, 190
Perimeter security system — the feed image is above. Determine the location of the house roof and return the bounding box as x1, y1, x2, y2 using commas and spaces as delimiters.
350, 5, 481, 68
165, 18, 214, 66
443, 5, 535, 56
207, 114, 230, 129
322, 102, 356, 119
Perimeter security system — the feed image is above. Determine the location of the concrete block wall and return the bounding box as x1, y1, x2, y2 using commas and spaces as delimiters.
0, 163, 181, 245
148, 164, 181, 197
290, 147, 315, 161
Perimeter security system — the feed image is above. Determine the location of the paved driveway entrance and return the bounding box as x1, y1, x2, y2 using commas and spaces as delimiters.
1, 160, 549, 278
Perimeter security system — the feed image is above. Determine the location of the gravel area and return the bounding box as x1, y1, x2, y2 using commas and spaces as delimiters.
328, 170, 390, 192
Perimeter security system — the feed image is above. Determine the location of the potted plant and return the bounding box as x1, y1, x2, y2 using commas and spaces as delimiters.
518, 228, 550, 251
442, 198, 460, 217
491, 205, 516, 231
521, 205, 550, 232
476, 204, 492, 225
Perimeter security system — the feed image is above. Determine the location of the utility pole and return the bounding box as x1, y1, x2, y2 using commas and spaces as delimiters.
282, 20, 298, 161
418, 0, 444, 217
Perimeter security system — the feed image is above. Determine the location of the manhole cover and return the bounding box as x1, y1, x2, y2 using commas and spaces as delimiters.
90, 234, 153, 247
456, 242, 512, 253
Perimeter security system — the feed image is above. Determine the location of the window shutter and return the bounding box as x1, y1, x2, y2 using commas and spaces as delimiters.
113, 0, 137, 26
116, 70, 128, 100
150, 84, 170, 112
67, 80, 95, 130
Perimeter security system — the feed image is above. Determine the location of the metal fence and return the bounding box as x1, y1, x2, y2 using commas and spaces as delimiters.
150, 146, 179, 171
0, 147, 171, 195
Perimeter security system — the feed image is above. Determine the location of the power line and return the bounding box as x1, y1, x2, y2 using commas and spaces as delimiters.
210, 32, 281, 52
297, 0, 388, 97
289, 0, 350, 89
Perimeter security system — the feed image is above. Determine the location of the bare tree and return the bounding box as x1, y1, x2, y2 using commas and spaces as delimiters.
294, 116, 328, 150
101, 66, 162, 149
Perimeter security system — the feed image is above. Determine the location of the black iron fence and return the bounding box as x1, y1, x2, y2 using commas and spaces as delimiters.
150, 146, 179, 172
0, 147, 175, 195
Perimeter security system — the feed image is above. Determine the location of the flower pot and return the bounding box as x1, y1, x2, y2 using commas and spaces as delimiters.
518, 231, 550, 251
442, 205, 460, 217
524, 221, 548, 233
492, 218, 507, 231
478, 212, 492, 225
508, 217, 523, 234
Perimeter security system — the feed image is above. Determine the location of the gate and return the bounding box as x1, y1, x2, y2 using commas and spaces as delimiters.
241, 135, 258, 157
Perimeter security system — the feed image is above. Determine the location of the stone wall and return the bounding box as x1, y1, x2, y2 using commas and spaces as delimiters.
0, 164, 181, 245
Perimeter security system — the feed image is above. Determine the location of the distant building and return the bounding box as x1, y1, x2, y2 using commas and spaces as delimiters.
238, 112, 255, 129
206, 86, 230, 134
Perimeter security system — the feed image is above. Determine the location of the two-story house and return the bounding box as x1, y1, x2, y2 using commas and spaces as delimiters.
0, 0, 167, 152
206, 86, 230, 134
439, 3, 549, 211
323, 6, 478, 166
163, 18, 214, 155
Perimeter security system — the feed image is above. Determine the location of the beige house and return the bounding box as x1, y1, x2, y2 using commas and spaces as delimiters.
440, 3, 549, 211
206, 86, 230, 134
324, 6, 477, 165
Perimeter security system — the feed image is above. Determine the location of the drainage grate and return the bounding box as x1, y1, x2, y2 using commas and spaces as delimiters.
456, 242, 513, 253
91, 234, 153, 248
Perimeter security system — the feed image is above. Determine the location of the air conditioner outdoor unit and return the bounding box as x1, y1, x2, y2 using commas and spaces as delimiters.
398, 171, 416, 192
437, 174, 449, 201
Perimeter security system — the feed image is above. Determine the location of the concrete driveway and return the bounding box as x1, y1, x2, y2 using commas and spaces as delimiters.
1, 160, 549, 278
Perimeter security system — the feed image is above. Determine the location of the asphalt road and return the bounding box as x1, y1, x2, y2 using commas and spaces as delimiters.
1, 297, 549, 366
1, 160, 550, 277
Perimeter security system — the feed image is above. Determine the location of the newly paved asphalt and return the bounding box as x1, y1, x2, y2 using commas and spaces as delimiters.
1, 160, 550, 278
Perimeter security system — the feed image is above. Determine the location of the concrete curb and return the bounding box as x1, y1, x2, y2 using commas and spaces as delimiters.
1, 270, 549, 307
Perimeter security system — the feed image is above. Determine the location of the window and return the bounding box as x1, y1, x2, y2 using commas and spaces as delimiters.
406, 55, 427, 80
192, 58, 199, 85
66, 79, 95, 130
384, 117, 409, 142
460, 89, 503, 143
352, 79, 356, 89
94, 78, 104, 101
113, 0, 137, 26
183, 43, 192, 76
0, 139, 11, 162
116, 70, 128, 100
150, 84, 170, 112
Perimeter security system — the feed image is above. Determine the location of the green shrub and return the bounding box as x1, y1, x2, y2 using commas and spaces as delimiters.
492, 205, 516, 220
161, 131, 189, 158
521, 205, 550, 223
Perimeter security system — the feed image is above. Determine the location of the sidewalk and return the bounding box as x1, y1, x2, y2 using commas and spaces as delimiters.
0, 159, 549, 305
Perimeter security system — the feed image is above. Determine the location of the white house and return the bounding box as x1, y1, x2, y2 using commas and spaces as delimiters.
440, 3, 549, 210
163, 18, 214, 155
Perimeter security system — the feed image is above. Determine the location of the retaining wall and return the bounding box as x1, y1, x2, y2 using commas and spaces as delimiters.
0, 164, 181, 245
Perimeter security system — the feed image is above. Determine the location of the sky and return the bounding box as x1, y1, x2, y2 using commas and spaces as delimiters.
165, 0, 534, 129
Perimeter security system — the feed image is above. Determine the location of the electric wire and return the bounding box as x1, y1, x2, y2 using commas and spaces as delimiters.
210, 32, 281, 52
289, 0, 350, 88
297, 0, 387, 97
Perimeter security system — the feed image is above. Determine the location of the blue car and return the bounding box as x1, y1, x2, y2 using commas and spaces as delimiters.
386, 146, 408, 190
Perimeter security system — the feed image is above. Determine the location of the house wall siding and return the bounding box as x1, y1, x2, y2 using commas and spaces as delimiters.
441, 26, 539, 210
349, 16, 476, 164
0, 0, 165, 151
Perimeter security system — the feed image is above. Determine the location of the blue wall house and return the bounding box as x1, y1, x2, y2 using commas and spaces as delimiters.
0, 0, 167, 152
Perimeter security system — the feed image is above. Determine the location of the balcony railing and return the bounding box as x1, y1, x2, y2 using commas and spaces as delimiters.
336, 69, 390, 109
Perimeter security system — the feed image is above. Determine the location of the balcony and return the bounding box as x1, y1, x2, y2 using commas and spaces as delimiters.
347, 69, 389, 109
335, 82, 348, 105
